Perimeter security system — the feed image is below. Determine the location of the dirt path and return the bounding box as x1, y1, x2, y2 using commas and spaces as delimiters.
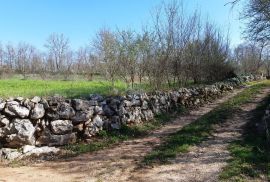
0, 87, 266, 182
129, 87, 270, 182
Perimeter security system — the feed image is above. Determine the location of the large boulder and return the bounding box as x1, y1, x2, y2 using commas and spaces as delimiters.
5, 119, 35, 147
51, 120, 73, 135
30, 103, 45, 119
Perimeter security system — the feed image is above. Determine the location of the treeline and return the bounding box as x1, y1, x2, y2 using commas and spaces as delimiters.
0, 1, 267, 88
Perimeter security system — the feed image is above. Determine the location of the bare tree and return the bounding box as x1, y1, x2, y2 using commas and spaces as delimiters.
5, 43, 16, 69
15, 42, 37, 79
44, 33, 70, 72
137, 30, 154, 84
234, 42, 263, 74
76, 46, 96, 80
117, 30, 139, 88
242, 0, 270, 42
93, 28, 119, 86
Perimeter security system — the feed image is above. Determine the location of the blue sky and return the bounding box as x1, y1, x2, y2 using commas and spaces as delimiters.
0, 0, 244, 50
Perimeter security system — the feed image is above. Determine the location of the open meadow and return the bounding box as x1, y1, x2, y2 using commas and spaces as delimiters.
0, 78, 129, 98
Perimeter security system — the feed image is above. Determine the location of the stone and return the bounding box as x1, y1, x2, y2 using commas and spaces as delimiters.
46, 110, 59, 120
73, 123, 84, 132
31, 103, 45, 119
94, 106, 103, 114
57, 102, 75, 119
6, 119, 35, 147
89, 100, 98, 106
15, 97, 24, 102
194, 98, 200, 105
71, 99, 90, 111
0, 99, 6, 111
40, 98, 49, 109
4, 101, 30, 118
0, 127, 9, 139
102, 105, 115, 116
118, 106, 127, 116
110, 116, 121, 129
23, 98, 35, 109
109, 98, 121, 108
123, 100, 132, 107
0, 116, 9, 127
92, 115, 104, 128
111, 122, 121, 129
6, 97, 14, 102
22, 145, 36, 153
141, 100, 149, 110
31, 96, 41, 103
0, 148, 22, 160
131, 99, 141, 106
160, 96, 167, 105
24, 146, 60, 156
89, 94, 104, 102
4, 101, 19, 117
51, 120, 73, 135
48, 95, 65, 106
84, 124, 99, 138
71, 110, 92, 125
36, 129, 77, 146
142, 110, 154, 121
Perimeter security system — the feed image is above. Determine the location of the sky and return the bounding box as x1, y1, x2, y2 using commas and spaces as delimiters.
0, 0, 245, 50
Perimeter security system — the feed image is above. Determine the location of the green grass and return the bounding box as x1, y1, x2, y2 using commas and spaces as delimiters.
0, 76, 203, 98
64, 108, 186, 155
0, 79, 128, 98
219, 95, 270, 181
143, 80, 270, 165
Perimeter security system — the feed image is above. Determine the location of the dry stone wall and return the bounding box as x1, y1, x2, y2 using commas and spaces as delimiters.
0, 76, 261, 148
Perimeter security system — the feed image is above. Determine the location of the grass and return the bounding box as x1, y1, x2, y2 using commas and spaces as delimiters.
64, 108, 186, 155
0, 74, 204, 98
0, 79, 128, 98
0, 78, 192, 98
219, 95, 270, 181
143, 80, 270, 165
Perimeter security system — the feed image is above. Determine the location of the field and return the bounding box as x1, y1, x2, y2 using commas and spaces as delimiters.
0, 79, 129, 98
0, 75, 196, 98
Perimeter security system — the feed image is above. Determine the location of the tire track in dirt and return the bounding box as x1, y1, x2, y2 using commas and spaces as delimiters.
129, 87, 270, 182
